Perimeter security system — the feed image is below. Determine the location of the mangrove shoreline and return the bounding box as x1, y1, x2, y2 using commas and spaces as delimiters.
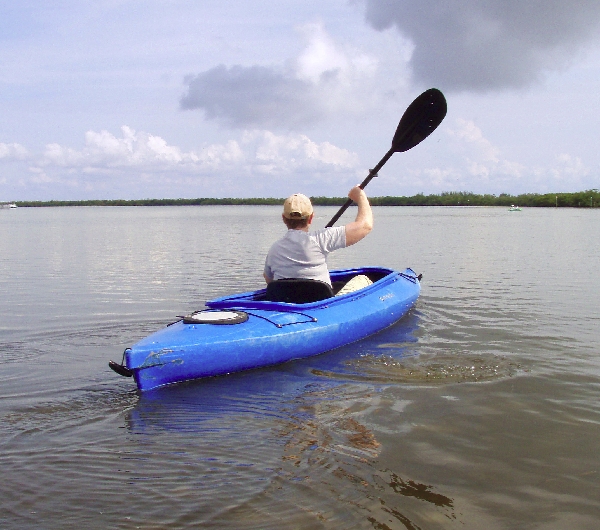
9, 189, 600, 208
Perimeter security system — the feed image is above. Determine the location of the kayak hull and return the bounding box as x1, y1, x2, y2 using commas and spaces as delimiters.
124, 267, 420, 391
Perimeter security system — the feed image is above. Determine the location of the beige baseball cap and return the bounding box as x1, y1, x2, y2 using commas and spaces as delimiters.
283, 193, 313, 219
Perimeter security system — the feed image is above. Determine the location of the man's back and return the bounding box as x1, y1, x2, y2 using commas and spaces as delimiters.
263, 187, 373, 286
264, 226, 346, 286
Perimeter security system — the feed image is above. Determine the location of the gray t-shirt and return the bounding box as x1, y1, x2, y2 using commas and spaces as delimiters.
264, 226, 346, 286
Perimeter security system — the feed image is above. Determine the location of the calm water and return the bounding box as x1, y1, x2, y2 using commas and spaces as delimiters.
1, 205, 599, 529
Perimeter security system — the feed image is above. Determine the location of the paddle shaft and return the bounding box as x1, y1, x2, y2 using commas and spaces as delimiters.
324, 88, 447, 228
325, 148, 393, 228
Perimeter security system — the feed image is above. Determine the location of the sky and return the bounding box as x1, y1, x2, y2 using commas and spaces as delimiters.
1, 0, 600, 201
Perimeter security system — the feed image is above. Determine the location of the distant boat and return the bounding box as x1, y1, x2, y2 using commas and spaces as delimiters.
508, 205, 522, 211
0, 202, 17, 209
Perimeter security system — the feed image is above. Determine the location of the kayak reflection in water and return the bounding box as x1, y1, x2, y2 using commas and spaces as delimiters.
263, 186, 374, 296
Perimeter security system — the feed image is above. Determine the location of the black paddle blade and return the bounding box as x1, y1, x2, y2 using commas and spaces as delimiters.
392, 88, 447, 153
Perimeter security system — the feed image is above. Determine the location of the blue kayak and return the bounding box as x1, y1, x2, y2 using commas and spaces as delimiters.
111, 266, 420, 391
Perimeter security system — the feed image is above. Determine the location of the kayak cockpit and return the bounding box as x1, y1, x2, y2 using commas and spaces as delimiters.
261, 268, 390, 304
207, 267, 417, 311
264, 278, 334, 304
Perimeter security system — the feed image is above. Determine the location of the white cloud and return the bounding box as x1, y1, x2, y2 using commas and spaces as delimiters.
296, 22, 350, 83
400, 119, 591, 194
85, 128, 135, 162
41, 126, 213, 170
43, 143, 86, 166
197, 140, 244, 169
448, 118, 500, 163
295, 21, 377, 85
28, 166, 53, 184
245, 130, 359, 171
548, 153, 590, 187
4, 119, 594, 199
0, 143, 28, 160
180, 23, 386, 129
444, 118, 517, 187
7, 127, 361, 198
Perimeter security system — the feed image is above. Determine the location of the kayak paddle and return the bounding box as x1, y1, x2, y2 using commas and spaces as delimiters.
325, 88, 447, 227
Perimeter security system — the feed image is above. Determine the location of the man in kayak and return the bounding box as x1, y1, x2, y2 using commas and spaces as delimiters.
263, 185, 373, 290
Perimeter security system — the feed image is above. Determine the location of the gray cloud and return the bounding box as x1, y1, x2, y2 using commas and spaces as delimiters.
363, 0, 600, 91
180, 64, 324, 129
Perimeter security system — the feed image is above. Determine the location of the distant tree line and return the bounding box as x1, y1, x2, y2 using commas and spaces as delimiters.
13, 189, 600, 208
365, 189, 600, 207
13, 197, 284, 207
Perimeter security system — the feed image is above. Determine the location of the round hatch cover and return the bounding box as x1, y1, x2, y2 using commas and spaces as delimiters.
182, 310, 248, 325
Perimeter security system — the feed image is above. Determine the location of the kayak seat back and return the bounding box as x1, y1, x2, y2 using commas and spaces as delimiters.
265, 279, 334, 304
